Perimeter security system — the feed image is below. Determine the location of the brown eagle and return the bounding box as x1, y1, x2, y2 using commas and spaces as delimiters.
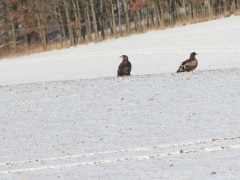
177, 52, 198, 73
117, 55, 132, 77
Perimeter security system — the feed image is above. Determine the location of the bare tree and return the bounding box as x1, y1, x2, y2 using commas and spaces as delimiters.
122, 0, 131, 33
90, 0, 99, 41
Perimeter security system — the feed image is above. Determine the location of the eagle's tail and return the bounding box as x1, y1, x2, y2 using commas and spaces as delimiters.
177, 65, 184, 73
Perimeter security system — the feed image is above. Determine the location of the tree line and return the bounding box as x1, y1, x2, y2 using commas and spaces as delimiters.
0, 0, 239, 57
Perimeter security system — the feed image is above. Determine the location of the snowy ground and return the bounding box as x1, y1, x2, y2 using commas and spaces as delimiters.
0, 68, 240, 179
0, 16, 240, 180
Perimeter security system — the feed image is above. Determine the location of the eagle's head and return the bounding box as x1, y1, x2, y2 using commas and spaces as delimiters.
120, 55, 128, 61
190, 52, 198, 59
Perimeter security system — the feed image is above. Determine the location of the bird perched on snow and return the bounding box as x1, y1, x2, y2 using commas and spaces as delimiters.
117, 55, 132, 77
177, 52, 198, 73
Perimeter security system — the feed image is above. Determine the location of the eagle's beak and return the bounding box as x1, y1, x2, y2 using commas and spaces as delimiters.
119, 56, 122, 58
196, 53, 198, 55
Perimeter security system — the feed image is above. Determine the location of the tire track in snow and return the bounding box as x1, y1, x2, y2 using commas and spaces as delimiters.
1, 136, 240, 173
1, 144, 240, 174
1, 135, 240, 166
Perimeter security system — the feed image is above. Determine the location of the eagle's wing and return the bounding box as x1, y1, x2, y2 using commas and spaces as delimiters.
118, 61, 131, 76
181, 59, 191, 65
129, 62, 132, 72
123, 62, 131, 75
184, 59, 197, 70
177, 59, 197, 72
118, 61, 127, 76
118, 61, 127, 71
126, 62, 131, 72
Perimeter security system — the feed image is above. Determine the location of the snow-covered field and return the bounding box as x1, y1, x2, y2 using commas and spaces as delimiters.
0, 15, 240, 85
0, 16, 240, 179
1, 69, 240, 179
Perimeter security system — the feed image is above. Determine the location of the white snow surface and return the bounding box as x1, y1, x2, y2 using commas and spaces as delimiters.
0, 16, 240, 179
0, 15, 240, 85
1, 69, 240, 179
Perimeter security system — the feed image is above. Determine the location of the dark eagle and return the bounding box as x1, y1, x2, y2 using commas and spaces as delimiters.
117, 55, 132, 77
177, 52, 198, 73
